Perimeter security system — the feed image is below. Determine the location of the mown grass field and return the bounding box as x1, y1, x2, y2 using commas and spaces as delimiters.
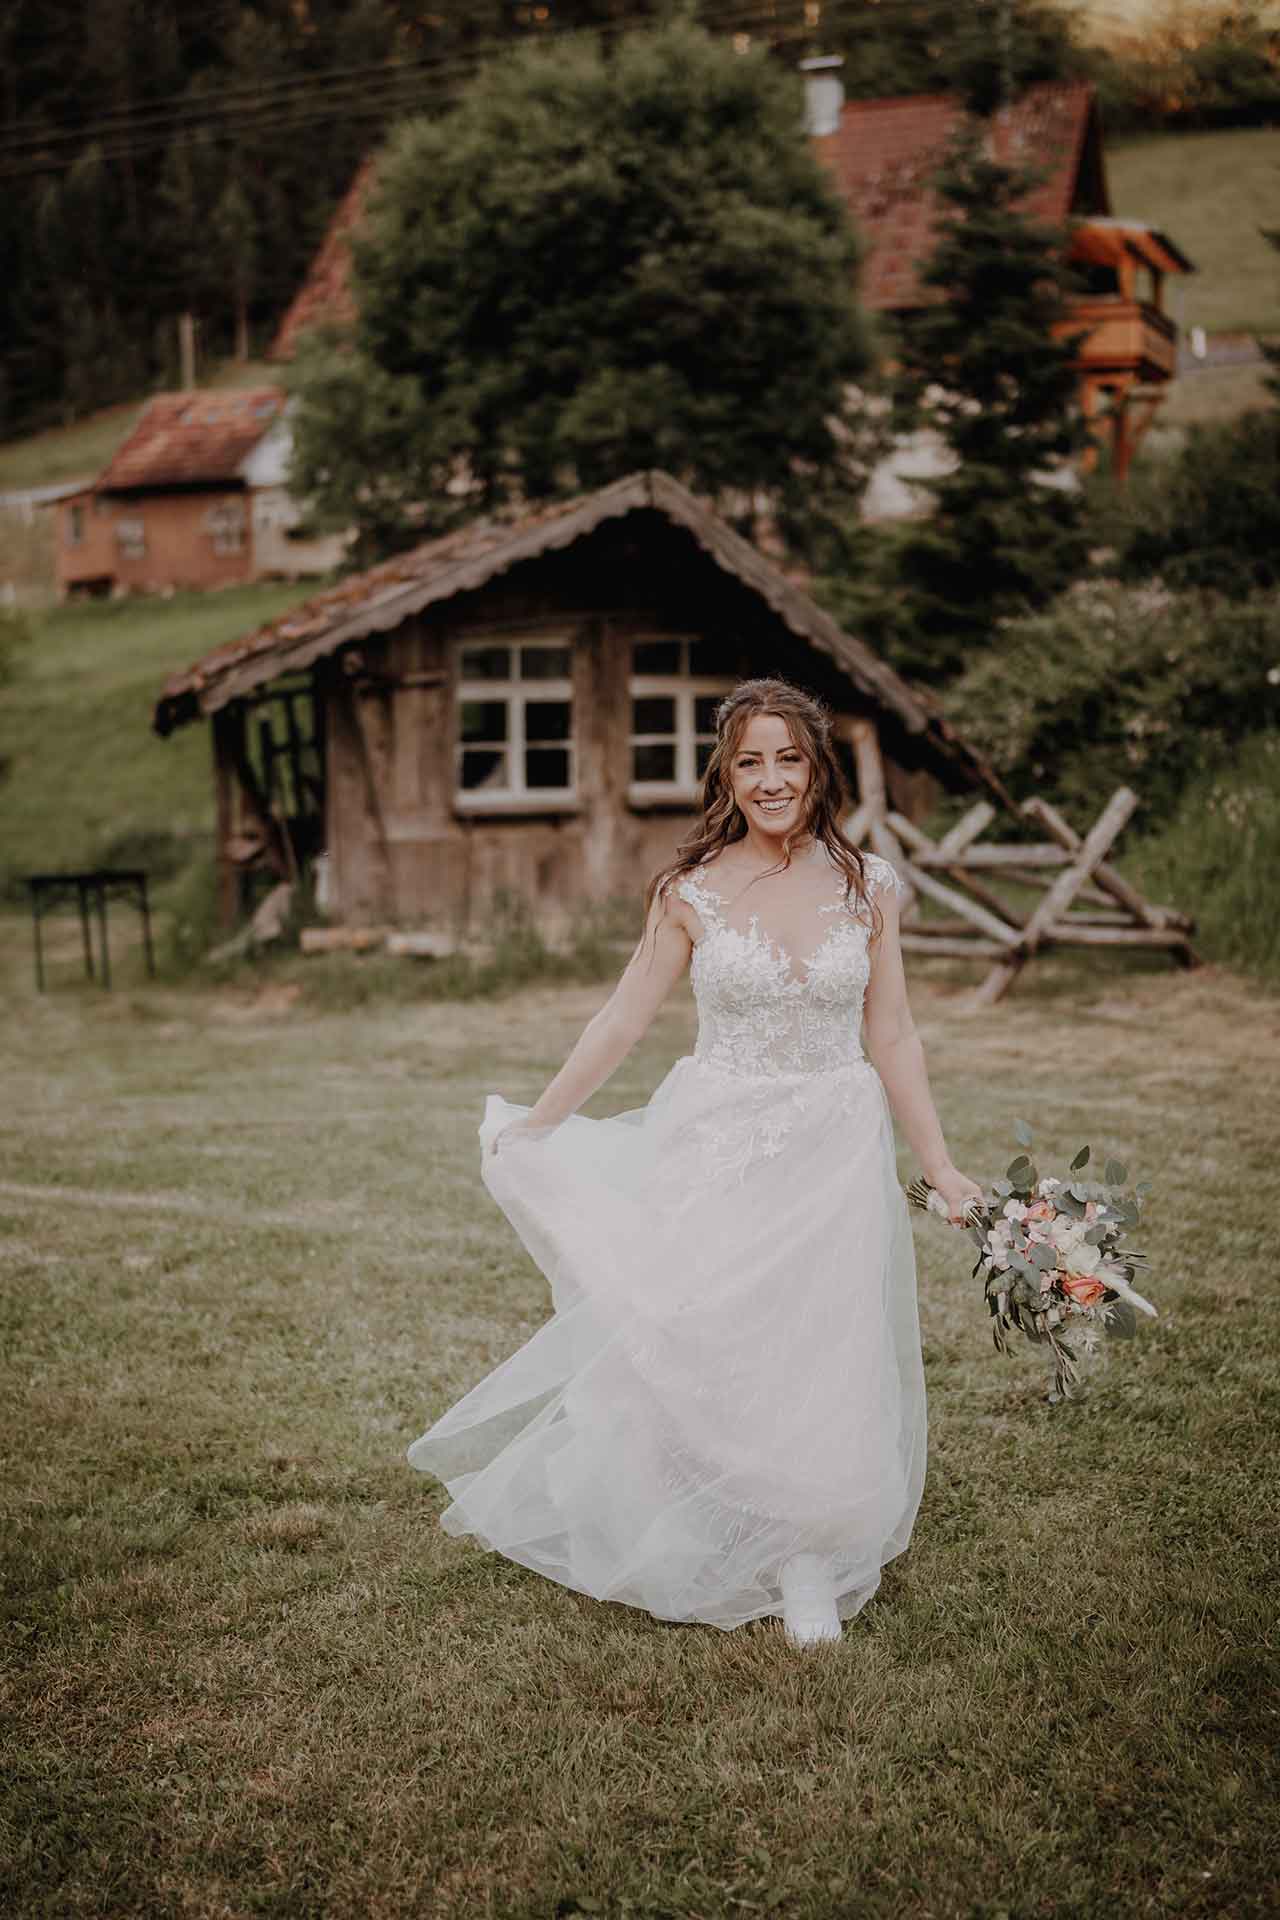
2, 924, 1277, 1918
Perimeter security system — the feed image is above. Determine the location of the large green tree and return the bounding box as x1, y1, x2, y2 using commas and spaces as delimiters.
288, 19, 874, 556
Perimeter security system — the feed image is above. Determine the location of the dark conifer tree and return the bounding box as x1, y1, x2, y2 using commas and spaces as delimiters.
880, 126, 1089, 680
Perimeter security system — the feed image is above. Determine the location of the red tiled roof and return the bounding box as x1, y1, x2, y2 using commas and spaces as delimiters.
96, 388, 286, 493
269, 156, 378, 360
268, 84, 1106, 358
814, 81, 1107, 311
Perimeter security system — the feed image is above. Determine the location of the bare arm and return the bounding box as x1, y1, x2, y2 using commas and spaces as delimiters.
862, 885, 983, 1222
492, 891, 694, 1147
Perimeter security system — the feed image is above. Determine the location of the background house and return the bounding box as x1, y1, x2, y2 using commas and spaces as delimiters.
270, 77, 1191, 496
57, 388, 349, 598
153, 470, 1008, 932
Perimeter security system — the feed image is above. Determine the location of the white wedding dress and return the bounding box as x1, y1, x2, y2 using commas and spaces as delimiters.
407, 852, 926, 1632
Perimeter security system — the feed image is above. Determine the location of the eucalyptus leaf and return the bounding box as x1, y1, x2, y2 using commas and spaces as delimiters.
1104, 1158, 1127, 1187
1007, 1155, 1031, 1181
1030, 1242, 1058, 1272
1070, 1145, 1090, 1171
1105, 1300, 1137, 1341
992, 1178, 1013, 1197
1135, 1180, 1152, 1197
1069, 1183, 1089, 1203
1084, 1226, 1108, 1246
1013, 1119, 1034, 1148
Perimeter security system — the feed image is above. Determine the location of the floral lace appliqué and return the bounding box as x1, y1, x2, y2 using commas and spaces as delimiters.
667, 856, 899, 1182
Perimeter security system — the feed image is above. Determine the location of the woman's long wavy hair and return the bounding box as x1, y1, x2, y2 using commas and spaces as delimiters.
643, 676, 876, 930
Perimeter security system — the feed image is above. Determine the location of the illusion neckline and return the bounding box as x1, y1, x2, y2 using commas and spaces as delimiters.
682, 868, 863, 991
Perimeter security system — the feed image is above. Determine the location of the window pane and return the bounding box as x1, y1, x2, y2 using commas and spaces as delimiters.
525, 748, 571, 789
695, 739, 715, 778
632, 696, 675, 735
459, 747, 509, 791
459, 645, 511, 681
689, 637, 739, 676
632, 640, 681, 676
694, 695, 722, 734
520, 645, 571, 680
525, 699, 571, 742
632, 742, 677, 783
460, 699, 508, 742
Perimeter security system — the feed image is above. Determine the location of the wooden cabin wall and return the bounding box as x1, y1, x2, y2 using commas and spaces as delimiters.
316, 515, 939, 930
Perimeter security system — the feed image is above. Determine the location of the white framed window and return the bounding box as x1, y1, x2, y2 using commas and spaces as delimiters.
455, 636, 575, 810
205, 500, 246, 555
115, 516, 146, 559
67, 502, 85, 547
628, 636, 736, 805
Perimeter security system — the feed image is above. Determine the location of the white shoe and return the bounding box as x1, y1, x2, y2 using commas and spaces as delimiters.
780, 1553, 842, 1648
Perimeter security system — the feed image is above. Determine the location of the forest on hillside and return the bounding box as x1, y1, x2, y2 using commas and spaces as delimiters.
3, 0, 1277, 440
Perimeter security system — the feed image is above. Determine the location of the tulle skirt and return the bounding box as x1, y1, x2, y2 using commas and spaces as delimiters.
406, 1054, 926, 1632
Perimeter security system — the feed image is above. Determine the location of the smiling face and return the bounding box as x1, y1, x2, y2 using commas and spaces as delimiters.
728, 712, 812, 843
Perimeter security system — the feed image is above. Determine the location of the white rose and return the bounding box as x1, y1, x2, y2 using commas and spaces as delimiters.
1067, 1243, 1102, 1275
1003, 1200, 1027, 1222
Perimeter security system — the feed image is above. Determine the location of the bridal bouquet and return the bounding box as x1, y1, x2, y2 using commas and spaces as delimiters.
907, 1122, 1157, 1404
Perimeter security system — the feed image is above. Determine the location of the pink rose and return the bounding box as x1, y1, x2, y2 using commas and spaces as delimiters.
1061, 1272, 1107, 1309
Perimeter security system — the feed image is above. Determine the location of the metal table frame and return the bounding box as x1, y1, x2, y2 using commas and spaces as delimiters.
26, 868, 156, 990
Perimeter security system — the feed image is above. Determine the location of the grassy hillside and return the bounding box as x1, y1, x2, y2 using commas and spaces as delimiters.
0, 583, 311, 898
1107, 127, 1280, 339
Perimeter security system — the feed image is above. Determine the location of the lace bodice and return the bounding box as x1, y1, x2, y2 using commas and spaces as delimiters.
672, 853, 902, 1080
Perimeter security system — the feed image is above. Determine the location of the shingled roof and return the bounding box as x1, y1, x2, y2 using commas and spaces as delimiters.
270, 157, 377, 361
153, 468, 1012, 806
268, 83, 1106, 357
96, 388, 286, 493
813, 81, 1108, 310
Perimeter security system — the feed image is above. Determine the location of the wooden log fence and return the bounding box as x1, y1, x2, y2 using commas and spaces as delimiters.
839, 718, 1199, 1007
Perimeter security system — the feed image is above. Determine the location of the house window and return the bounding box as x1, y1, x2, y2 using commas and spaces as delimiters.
629, 637, 736, 803
455, 637, 575, 808
206, 500, 246, 555
67, 503, 85, 547
115, 516, 146, 559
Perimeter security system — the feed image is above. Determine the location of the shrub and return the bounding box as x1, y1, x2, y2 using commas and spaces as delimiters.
1114, 411, 1280, 598
1125, 735, 1280, 984
943, 580, 1280, 827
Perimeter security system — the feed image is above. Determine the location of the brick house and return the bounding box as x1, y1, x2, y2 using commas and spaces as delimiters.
57, 388, 349, 598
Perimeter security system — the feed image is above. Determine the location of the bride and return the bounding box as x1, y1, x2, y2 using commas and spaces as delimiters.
408, 677, 982, 1647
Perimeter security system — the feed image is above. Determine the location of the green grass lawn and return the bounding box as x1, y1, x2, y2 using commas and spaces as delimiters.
1108, 127, 1280, 339
0, 583, 315, 898
1, 935, 1276, 1917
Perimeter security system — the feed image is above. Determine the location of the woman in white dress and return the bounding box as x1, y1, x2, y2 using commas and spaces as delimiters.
408, 678, 983, 1647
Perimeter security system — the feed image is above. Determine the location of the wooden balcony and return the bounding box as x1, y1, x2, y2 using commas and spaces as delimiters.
1055, 298, 1179, 384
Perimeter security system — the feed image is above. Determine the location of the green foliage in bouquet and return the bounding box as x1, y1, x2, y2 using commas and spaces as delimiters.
908, 1123, 1156, 1405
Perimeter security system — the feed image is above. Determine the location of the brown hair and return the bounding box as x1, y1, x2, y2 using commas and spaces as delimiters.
643, 676, 876, 931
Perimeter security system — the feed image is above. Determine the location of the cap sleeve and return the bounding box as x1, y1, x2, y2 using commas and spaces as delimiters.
861, 852, 905, 900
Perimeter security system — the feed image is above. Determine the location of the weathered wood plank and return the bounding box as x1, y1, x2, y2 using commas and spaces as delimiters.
897, 859, 1022, 946
936, 800, 995, 858
971, 786, 1139, 1005
900, 934, 1005, 957
1024, 794, 1194, 932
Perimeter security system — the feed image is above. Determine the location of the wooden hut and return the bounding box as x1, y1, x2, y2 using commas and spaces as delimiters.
153, 470, 1009, 933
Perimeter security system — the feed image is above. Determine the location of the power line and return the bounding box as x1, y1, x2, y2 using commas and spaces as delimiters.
0, 5, 822, 178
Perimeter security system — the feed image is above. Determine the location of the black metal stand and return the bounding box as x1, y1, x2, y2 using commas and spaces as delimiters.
26, 869, 156, 991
